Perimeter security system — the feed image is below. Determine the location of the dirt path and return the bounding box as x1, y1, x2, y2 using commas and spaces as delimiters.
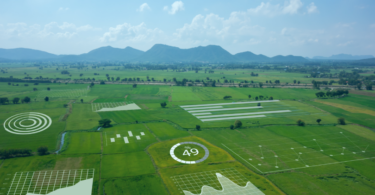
142, 104, 149, 109
124, 94, 128, 99
168, 96, 172, 102
61, 100, 74, 121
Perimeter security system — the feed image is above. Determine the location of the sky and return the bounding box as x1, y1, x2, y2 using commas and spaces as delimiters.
0, 0, 374, 57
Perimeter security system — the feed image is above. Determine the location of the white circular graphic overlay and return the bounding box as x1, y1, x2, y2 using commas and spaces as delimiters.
170, 142, 209, 164
3, 112, 52, 135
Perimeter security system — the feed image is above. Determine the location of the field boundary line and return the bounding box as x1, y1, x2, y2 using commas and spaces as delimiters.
144, 124, 161, 142
98, 132, 103, 195
264, 157, 375, 174
221, 143, 264, 174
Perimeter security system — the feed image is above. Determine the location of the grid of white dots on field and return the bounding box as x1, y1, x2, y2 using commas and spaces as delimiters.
221, 131, 375, 174
171, 168, 264, 195
6, 169, 94, 195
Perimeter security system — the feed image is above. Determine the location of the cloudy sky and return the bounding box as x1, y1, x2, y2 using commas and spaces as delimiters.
0, 0, 374, 57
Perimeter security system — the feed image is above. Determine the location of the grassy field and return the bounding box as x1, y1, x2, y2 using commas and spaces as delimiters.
101, 152, 155, 178
66, 103, 102, 130
62, 132, 102, 154
1, 66, 375, 195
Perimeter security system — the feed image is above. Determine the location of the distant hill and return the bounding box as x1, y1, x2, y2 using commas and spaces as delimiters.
0, 48, 58, 60
0, 44, 310, 63
234, 52, 269, 62
313, 54, 374, 60
135, 44, 237, 63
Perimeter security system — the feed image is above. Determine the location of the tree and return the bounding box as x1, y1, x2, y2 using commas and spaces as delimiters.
196, 125, 201, 131
133, 84, 137, 88
63, 104, 68, 108
357, 83, 362, 90
338, 117, 346, 125
316, 119, 321, 124
99, 119, 112, 127
12, 97, 20, 104
23, 96, 31, 103
160, 102, 167, 108
80, 99, 83, 103
230, 125, 234, 130
223, 96, 232, 100
0, 97, 9, 104
37, 146, 48, 156
100, 81, 105, 85
257, 103, 261, 106
297, 119, 305, 126
234, 120, 242, 128
33, 88, 38, 91
90, 82, 95, 87
248, 95, 251, 99
255, 96, 259, 100
259, 82, 263, 88
47, 87, 50, 91
269, 96, 273, 100
44, 97, 49, 102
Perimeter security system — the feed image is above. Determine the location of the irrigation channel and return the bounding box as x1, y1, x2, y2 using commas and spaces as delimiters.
56, 132, 66, 154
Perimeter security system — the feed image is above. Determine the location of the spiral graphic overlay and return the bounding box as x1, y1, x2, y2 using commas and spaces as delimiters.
3, 112, 52, 135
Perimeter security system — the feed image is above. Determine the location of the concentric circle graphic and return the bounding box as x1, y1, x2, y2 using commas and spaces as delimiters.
3, 112, 52, 135
170, 142, 209, 164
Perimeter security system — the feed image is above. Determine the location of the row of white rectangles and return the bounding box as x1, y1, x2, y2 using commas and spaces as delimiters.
110, 131, 145, 143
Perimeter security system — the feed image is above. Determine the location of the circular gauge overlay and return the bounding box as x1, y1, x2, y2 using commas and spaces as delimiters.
170, 142, 209, 164
3, 112, 52, 135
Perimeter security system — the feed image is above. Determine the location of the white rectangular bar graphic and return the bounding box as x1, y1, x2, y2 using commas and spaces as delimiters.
136, 136, 141, 140
110, 138, 115, 142
128, 131, 133, 137
192, 112, 211, 116
184, 106, 223, 110
201, 115, 266, 122
116, 134, 121, 138
188, 106, 262, 113
124, 137, 129, 143
181, 100, 279, 108
197, 110, 291, 119
141, 132, 145, 136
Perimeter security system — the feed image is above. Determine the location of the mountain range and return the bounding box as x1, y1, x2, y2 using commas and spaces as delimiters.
0, 44, 372, 63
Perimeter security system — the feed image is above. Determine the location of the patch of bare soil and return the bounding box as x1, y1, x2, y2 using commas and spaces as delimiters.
54, 157, 83, 170
168, 96, 172, 101
125, 95, 128, 99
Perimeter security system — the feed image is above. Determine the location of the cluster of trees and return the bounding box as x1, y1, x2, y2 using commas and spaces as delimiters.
315, 89, 349, 98
99, 119, 112, 127
0, 96, 31, 105
0, 148, 32, 159
160, 102, 167, 108
61, 70, 70, 74
0, 146, 49, 159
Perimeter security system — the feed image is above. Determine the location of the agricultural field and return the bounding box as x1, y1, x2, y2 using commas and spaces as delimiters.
0, 65, 375, 195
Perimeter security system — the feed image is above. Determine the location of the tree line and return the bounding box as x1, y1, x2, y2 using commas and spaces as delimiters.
0, 146, 49, 159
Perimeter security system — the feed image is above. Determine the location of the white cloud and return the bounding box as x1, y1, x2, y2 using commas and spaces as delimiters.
137, 3, 151, 12
174, 12, 264, 44
247, 0, 319, 16
100, 22, 164, 42
307, 3, 318, 14
282, 0, 303, 14
0, 22, 97, 39
164, 1, 184, 15
58, 7, 69, 11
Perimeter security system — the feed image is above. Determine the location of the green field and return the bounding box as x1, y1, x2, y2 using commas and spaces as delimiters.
1, 65, 375, 195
